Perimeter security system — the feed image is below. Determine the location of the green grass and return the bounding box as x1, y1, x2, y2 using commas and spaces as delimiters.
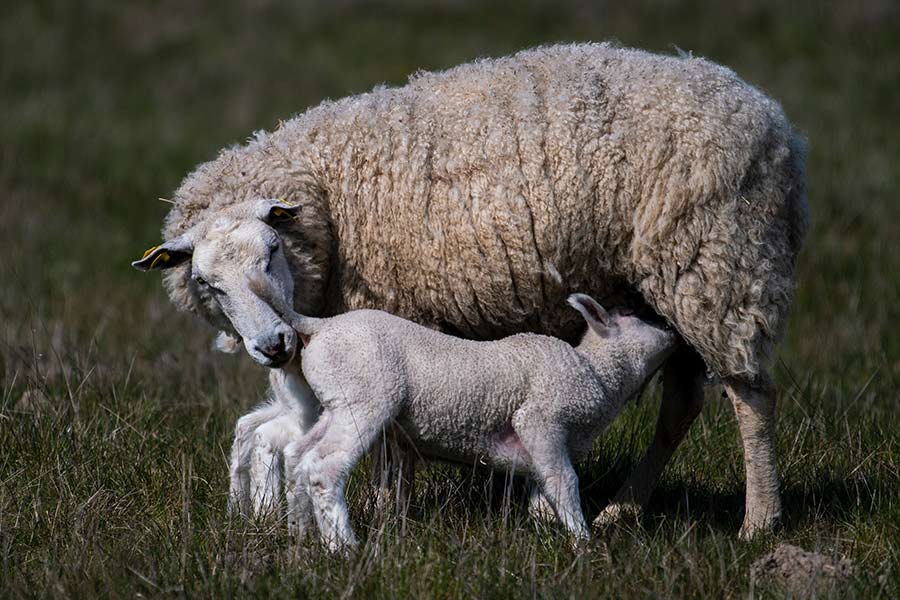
1, 0, 898, 597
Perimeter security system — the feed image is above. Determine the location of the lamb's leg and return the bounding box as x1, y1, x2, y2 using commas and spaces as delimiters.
527, 483, 556, 523
724, 373, 781, 539
284, 420, 330, 539
296, 408, 388, 552
249, 419, 293, 517
228, 401, 288, 517
595, 350, 705, 527
369, 431, 395, 514
514, 420, 589, 540
268, 366, 321, 532
369, 427, 417, 517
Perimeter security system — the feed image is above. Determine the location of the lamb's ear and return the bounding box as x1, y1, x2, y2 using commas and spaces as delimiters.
131, 236, 193, 271
213, 331, 242, 354
567, 293, 612, 336
256, 198, 301, 226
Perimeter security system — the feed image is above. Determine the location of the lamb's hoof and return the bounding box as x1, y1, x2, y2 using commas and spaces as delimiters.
593, 502, 640, 529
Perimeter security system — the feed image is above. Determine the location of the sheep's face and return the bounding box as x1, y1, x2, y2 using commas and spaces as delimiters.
191, 218, 298, 367
133, 199, 303, 368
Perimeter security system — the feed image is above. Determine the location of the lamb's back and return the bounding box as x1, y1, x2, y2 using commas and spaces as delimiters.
306, 310, 597, 454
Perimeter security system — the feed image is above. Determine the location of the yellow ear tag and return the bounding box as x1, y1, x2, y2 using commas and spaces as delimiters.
142, 245, 160, 259
149, 251, 171, 269
272, 207, 291, 219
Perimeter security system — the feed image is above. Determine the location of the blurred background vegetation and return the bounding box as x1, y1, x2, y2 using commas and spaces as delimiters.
1, 0, 897, 597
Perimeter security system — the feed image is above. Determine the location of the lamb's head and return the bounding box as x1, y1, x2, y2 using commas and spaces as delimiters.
567, 293, 678, 379
133, 199, 304, 368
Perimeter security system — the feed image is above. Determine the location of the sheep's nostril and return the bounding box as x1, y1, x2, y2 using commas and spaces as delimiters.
257, 332, 292, 363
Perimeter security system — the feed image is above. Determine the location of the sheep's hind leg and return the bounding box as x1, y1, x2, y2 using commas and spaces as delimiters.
594, 349, 705, 528
296, 407, 389, 552
725, 373, 781, 539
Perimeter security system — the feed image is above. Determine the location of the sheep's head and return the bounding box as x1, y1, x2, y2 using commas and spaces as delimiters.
133, 199, 304, 368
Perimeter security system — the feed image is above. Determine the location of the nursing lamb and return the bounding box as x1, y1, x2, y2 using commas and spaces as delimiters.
248, 277, 677, 550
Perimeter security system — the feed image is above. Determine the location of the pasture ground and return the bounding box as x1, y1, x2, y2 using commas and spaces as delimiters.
1, 1, 897, 597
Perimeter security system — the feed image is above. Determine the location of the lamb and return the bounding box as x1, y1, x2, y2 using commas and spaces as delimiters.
133, 42, 809, 538
248, 275, 677, 550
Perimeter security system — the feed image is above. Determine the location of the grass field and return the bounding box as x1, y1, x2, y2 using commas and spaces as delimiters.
1, 0, 898, 597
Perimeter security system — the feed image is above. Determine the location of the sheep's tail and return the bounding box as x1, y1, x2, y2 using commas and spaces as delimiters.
246, 274, 322, 336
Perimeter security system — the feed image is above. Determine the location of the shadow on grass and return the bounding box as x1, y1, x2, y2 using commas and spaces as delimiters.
591, 471, 889, 534
401, 458, 890, 536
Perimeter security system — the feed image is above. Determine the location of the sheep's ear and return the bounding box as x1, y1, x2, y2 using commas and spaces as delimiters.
567, 293, 612, 336
131, 236, 193, 271
213, 331, 242, 354
256, 198, 301, 225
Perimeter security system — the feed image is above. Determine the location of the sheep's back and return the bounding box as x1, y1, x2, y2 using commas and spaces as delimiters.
319, 43, 806, 379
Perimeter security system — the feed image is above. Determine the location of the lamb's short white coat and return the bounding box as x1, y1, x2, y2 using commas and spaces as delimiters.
232, 284, 676, 551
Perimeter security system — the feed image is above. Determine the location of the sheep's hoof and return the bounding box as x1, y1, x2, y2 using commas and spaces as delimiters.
738, 509, 781, 541
592, 502, 640, 529
569, 529, 592, 551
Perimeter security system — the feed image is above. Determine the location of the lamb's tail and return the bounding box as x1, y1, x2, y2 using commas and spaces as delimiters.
246, 274, 322, 336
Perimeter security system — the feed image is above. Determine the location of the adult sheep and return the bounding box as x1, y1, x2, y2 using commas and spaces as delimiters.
134, 43, 809, 539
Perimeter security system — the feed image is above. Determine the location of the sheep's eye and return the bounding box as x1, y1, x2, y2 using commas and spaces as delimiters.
194, 275, 224, 294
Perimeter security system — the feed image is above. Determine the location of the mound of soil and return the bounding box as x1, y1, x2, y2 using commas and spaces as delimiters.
751, 544, 854, 594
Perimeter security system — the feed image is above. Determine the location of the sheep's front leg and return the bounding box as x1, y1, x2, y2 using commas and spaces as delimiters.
284, 437, 317, 539
268, 366, 321, 531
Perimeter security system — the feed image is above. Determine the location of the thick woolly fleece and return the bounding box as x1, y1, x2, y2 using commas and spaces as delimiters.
272, 297, 676, 543
160, 42, 808, 380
